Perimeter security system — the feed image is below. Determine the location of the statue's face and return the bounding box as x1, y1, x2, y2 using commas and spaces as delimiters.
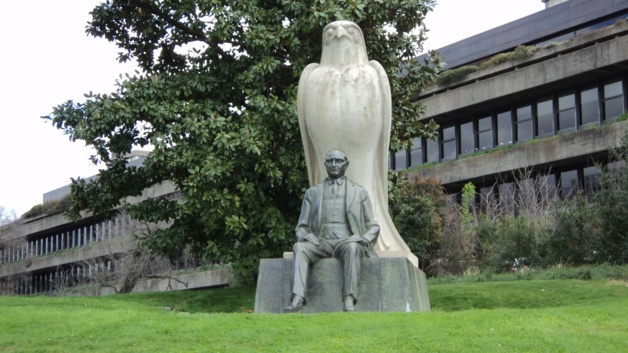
324, 150, 349, 179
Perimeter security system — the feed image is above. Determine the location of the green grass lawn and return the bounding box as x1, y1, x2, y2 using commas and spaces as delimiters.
1, 272, 627, 352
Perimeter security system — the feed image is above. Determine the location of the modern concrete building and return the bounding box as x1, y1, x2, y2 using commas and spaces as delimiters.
0, 152, 229, 295
392, 0, 628, 209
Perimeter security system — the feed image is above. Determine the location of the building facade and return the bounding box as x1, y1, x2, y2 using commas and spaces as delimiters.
393, 0, 628, 209
0, 154, 229, 295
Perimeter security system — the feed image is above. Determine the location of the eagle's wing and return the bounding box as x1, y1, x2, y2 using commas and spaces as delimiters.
297, 63, 321, 186
369, 60, 392, 205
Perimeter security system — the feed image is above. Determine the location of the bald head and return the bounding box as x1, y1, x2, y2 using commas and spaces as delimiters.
324, 149, 349, 179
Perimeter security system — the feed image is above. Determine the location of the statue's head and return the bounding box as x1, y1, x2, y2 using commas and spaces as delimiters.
324, 149, 349, 179
320, 20, 368, 67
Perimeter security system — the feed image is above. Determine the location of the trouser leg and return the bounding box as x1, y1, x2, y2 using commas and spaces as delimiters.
335, 241, 364, 301
292, 241, 331, 299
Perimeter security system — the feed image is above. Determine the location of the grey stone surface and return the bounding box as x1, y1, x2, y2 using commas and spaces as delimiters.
254, 257, 430, 313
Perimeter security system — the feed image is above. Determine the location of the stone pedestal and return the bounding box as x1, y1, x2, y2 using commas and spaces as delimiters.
254, 257, 430, 313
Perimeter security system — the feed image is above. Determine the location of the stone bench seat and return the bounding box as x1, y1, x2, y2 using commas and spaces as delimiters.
254, 257, 430, 313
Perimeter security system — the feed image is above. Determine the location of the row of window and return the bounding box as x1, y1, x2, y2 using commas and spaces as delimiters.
0, 214, 128, 265
462, 162, 624, 215
392, 78, 627, 170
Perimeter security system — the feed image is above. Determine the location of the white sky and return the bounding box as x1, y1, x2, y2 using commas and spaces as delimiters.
0, 0, 545, 216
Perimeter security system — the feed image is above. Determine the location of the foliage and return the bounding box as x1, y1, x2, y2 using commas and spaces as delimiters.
390, 177, 447, 272
478, 45, 534, 69
436, 45, 534, 87
436, 65, 478, 86
549, 193, 602, 265
476, 215, 547, 273
44, 0, 443, 278
595, 130, 628, 264
20, 196, 72, 219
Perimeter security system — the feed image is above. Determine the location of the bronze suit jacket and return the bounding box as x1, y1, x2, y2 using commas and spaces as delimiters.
295, 179, 380, 257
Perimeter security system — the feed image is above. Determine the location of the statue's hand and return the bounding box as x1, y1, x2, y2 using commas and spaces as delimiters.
303, 234, 320, 246
346, 234, 369, 246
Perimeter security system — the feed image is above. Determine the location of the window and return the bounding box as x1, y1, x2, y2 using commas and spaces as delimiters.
426, 138, 439, 163
478, 117, 493, 150
558, 93, 576, 131
580, 87, 600, 126
479, 186, 495, 212
460, 122, 474, 155
410, 138, 423, 166
498, 182, 515, 214
583, 166, 600, 199
517, 178, 536, 213
538, 173, 558, 205
497, 111, 512, 146
560, 169, 578, 199
536, 98, 554, 137
394, 149, 407, 171
604, 81, 624, 121
442, 126, 456, 160
516, 106, 533, 142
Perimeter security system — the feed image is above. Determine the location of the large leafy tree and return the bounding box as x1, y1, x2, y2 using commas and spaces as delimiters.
45, 0, 441, 278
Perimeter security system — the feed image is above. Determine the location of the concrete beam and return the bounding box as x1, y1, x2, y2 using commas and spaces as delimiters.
419, 27, 628, 119
409, 120, 628, 186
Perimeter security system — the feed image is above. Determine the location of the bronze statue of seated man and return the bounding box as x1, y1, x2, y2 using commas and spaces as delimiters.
286, 149, 380, 312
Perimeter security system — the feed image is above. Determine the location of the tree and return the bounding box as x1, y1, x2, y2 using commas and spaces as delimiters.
0, 206, 16, 227
44, 0, 442, 278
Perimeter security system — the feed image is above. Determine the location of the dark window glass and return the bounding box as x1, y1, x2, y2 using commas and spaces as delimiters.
427, 138, 439, 163
388, 153, 392, 169
498, 182, 515, 214
583, 166, 600, 199
517, 178, 536, 214
394, 149, 407, 171
539, 173, 558, 205
516, 106, 533, 142
480, 186, 495, 212
558, 93, 576, 131
410, 137, 423, 166
537, 99, 554, 137
442, 126, 456, 160
478, 117, 493, 150
497, 111, 512, 146
580, 87, 600, 126
604, 81, 624, 121
460, 122, 474, 155
560, 169, 578, 199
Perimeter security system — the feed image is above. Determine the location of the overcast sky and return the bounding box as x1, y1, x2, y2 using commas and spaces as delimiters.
0, 0, 545, 216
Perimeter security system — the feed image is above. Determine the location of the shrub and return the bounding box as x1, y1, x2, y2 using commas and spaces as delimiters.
594, 131, 628, 264
21, 196, 72, 219
479, 45, 534, 69
391, 177, 447, 274
476, 215, 547, 272
549, 193, 602, 265
436, 65, 478, 86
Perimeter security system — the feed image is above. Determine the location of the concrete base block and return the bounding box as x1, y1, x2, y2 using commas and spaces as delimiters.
254, 257, 430, 313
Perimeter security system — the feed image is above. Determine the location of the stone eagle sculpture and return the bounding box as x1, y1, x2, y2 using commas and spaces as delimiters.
297, 20, 417, 266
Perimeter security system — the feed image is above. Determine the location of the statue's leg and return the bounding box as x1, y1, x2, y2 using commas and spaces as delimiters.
334, 241, 365, 302
292, 241, 332, 299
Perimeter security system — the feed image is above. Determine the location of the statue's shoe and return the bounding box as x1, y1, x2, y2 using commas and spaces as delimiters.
284, 296, 304, 313
343, 296, 355, 312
